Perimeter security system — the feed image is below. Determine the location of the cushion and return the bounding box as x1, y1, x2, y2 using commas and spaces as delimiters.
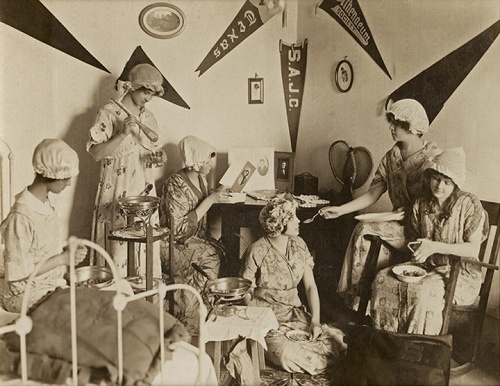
4, 287, 190, 384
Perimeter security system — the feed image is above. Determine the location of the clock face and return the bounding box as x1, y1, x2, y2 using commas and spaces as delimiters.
335, 59, 354, 93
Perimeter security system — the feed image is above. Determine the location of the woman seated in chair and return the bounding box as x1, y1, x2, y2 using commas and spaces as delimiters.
1, 139, 87, 312
319, 99, 442, 308
241, 197, 346, 375
371, 147, 488, 335
159, 135, 229, 333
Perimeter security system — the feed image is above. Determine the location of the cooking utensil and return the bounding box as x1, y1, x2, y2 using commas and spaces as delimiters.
117, 195, 160, 235
303, 212, 320, 224
111, 98, 159, 142
192, 263, 211, 280
206, 277, 252, 298
140, 183, 153, 196
74, 266, 113, 289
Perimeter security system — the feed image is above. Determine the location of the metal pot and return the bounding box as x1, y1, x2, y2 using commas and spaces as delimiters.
206, 277, 252, 298
192, 263, 251, 299
117, 195, 160, 219
74, 266, 113, 289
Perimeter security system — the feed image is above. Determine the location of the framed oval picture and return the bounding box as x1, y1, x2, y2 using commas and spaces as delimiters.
139, 3, 186, 39
335, 59, 354, 93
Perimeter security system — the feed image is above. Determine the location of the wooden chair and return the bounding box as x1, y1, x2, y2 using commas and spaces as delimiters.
356, 200, 500, 375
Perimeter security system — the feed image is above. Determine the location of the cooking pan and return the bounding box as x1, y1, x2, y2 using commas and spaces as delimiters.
192, 263, 251, 298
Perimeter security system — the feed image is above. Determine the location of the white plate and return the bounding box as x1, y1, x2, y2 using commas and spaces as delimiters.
285, 329, 312, 343
354, 211, 404, 222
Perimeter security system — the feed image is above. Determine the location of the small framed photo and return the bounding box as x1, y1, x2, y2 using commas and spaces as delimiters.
335, 59, 353, 93
274, 151, 295, 192
248, 77, 264, 104
139, 3, 186, 39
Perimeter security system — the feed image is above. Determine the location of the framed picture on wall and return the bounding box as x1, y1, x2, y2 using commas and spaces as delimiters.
335, 58, 353, 93
139, 3, 186, 39
274, 151, 294, 192
248, 76, 264, 104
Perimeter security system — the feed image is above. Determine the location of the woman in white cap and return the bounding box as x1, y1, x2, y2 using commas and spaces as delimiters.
371, 147, 488, 334
87, 63, 165, 279
159, 135, 230, 333
320, 99, 442, 308
1, 139, 87, 312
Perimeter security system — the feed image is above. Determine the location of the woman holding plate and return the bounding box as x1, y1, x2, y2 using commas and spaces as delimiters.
320, 99, 442, 308
371, 148, 487, 334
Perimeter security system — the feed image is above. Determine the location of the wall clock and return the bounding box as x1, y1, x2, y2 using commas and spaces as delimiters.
335, 58, 353, 93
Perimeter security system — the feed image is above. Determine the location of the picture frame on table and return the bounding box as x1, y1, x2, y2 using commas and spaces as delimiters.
274, 151, 294, 192
139, 3, 186, 39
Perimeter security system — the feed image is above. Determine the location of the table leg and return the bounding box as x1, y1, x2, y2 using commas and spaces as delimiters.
249, 340, 260, 385
146, 225, 153, 302
258, 343, 265, 370
213, 340, 222, 381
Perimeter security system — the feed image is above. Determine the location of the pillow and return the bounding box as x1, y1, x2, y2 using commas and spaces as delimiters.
5, 287, 190, 384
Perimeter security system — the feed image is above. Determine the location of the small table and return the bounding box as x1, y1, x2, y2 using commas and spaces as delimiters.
205, 306, 279, 384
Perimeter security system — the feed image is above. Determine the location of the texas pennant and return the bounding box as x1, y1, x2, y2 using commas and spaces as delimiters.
319, 0, 391, 79
388, 19, 500, 124
196, 0, 282, 76
0, 0, 109, 73
280, 40, 308, 153
116, 46, 190, 109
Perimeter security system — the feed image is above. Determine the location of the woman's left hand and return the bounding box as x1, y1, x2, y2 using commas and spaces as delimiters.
309, 321, 322, 340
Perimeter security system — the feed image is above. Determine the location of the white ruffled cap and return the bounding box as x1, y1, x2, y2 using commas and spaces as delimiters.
126, 63, 164, 96
424, 147, 466, 189
386, 99, 429, 135
32, 139, 79, 179
178, 136, 216, 172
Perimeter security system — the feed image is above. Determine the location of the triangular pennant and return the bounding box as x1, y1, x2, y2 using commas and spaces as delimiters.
280, 40, 308, 153
196, 0, 282, 76
0, 0, 108, 73
388, 20, 500, 124
116, 46, 190, 109
319, 0, 391, 79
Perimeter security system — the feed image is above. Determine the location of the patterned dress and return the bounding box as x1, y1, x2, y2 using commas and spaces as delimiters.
338, 141, 441, 306
87, 101, 162, 279
1, 189, 67, 312
241, 236, 346, 375
371, 192, 487, 335
159, 169, 225, 333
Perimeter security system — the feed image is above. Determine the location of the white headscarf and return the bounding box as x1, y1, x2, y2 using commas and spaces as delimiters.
178, 136, 216, 172
32, 139, 79, 179
386, 99, 429, 135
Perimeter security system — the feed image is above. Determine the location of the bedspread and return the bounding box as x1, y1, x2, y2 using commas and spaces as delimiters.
3, 287, 190, 385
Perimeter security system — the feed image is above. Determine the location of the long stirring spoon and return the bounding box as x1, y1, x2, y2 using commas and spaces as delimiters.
303, 212, 320, 224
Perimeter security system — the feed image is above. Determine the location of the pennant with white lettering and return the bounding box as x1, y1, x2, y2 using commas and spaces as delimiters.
280, 40, 308, 153
319, 0, 391, 79
196, 0, 282, 76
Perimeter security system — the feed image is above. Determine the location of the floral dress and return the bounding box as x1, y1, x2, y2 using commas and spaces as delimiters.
1, 189, 67, 312
159, 169, 225, 333
241, 236, 346, 375
371, 192, 487, 335
338, 141, 441, 306
87, 101, 162, 279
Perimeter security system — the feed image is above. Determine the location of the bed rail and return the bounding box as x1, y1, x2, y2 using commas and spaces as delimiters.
7, 236, 208, 385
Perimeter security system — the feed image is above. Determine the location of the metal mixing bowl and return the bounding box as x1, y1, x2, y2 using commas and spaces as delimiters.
74, 266, 113, 289
206, 277, 252, 298
117, 195, 160, 219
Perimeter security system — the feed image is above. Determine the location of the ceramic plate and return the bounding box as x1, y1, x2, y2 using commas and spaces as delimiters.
285, 329, 312, 343
354, 211, 404, 222
392, 264, 427, 283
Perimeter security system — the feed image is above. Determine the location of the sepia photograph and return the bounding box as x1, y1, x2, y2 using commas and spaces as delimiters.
0, 1, 499, 385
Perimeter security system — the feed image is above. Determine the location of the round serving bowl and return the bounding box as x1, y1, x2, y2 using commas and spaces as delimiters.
392, 264, 427, 283
117, 195, 160, 219
206, 277, 252, 299
74, 266, 113, 289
